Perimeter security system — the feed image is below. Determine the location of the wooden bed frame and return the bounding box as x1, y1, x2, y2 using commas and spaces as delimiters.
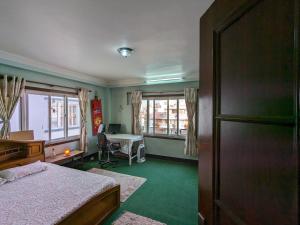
0, 140, 121, 225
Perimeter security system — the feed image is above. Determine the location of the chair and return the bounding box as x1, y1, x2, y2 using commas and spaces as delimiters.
97, 133, 121, 168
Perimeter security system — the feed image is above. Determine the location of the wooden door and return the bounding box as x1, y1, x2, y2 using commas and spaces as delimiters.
198, 0, 299, 225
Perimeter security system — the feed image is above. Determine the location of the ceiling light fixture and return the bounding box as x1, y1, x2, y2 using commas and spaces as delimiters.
146, 77, 183, 84
117, 47, 134, 58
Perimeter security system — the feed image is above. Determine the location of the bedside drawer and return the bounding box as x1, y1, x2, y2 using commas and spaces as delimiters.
27, 143, 43, 157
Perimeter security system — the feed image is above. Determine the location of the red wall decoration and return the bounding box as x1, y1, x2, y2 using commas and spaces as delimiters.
91, 98, 103, 136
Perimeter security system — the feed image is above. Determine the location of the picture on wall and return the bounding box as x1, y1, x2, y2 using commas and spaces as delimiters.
91, 98, 103, 136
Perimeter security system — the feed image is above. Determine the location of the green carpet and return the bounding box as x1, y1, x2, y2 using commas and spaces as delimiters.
76, 157, 198, 225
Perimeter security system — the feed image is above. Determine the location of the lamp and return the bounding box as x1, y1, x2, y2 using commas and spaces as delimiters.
117, 47, 134, 58
64, 148, 71, 157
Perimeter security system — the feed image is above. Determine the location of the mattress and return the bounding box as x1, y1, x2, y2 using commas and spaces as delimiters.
0, 163, 117, 225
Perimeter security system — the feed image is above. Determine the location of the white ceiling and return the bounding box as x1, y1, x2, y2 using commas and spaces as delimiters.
0, 0, 214, 86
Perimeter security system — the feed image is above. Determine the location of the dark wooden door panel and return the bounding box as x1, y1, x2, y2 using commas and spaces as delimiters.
199, 0, 299, 225
218, 0, 294, 118
219, 211, 235, 225
217, 121, 297, 225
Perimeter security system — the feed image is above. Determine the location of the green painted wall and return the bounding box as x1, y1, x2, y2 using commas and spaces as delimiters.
109, 81, 198, 160
0, 62, 198, 160
0, 63, 110, 155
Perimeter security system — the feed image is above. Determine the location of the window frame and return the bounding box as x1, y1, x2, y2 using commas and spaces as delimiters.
140, 95, 187, 140
25, 89, 81, 144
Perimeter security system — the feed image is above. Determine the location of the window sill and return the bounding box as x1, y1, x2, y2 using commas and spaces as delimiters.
144, 134, 185, 141
45, 137, 80, 147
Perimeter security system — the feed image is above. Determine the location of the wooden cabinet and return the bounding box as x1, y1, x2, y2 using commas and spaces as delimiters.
26, 142, 44, 157
0, 140, 45, 170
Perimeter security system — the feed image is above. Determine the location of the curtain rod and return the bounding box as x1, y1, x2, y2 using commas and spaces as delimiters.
26, 80, 93, 93
127, 91, 185, 95
0, 75, 92, 93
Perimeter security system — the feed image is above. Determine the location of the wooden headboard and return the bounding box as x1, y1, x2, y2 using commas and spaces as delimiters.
9, 130, 34, 141
0, 139, 45, 170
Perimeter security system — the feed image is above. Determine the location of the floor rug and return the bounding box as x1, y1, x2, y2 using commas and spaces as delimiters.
88, 168, 146, 202
112, 211, 166, 225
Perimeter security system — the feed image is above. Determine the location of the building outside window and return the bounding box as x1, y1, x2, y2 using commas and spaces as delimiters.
67, 97, 80, 136
140, 96, 188, 138
51, 96, 65, 140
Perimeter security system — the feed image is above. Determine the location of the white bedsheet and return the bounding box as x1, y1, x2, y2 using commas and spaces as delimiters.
0, 163, 117, 225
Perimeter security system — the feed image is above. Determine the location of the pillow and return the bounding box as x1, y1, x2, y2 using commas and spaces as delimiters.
0, 177, 7, 186
0, 161, 47, 182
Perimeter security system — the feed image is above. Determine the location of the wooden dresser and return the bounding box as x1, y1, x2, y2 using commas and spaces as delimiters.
0, 139, 45, 170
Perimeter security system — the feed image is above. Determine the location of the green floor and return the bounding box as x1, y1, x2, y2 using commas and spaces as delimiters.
76, 157, 198, 225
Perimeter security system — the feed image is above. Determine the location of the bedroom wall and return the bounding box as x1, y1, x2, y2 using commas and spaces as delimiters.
109, 81, 198, 160
0, 62, 199, 160
0, 63, 110, 156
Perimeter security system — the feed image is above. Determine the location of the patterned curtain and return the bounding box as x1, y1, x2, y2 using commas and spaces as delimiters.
131, 91, 142, 135
0, 75, 25, 139
78, 88, 89, 152
184, 88, 198, 156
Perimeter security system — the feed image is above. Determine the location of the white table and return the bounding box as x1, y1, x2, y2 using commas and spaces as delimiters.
106, 134, 144, 166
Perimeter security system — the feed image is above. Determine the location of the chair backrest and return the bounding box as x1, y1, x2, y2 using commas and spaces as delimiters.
97, 133, 108, 151
9, 130, 34, 140
98, 123, 106, 134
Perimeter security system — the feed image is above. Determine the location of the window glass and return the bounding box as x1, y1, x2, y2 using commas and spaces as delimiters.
28, 94, 49, 140
179, 99, 188, 136
51, 96, 65, 140
149, 100, 154, 134
67, 97, 80, 137
169, 99, 178, 135
154, 100, 168, 134
0, 100, 21, 132
10, 100, 21, 132
140, 100, 148, 133
139, 96, 188, 137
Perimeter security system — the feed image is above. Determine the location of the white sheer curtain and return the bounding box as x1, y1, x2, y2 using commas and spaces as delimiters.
131, 91, 142, 135
0, 75, 25, 139
184, 88, 198, 156
78, 88, 89, 152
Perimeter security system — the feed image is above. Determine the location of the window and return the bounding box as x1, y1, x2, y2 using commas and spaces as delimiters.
140, 100, 147, 133
0, 100, 21, 132
154, 100, 168, 134
51, 96, 65, 140
67, 97, 80, 136
169, 100, 178, 135
28, 94, 49, 140
26, 91, 80, 142
178, 99, 188, 136
140, 96, 188, 138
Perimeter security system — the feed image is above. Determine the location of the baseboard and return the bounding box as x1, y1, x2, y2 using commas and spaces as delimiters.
84, 152, 98, 160
82, 152, 198, 165
146, 154, 198, 165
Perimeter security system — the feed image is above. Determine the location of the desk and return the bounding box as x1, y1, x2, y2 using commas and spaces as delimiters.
106, 134, 143, 166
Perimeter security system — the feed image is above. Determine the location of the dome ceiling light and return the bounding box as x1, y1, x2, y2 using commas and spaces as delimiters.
117, 47, 134, 58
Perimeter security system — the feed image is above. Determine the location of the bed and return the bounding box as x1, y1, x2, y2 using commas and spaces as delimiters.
0, 140, 120, 225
